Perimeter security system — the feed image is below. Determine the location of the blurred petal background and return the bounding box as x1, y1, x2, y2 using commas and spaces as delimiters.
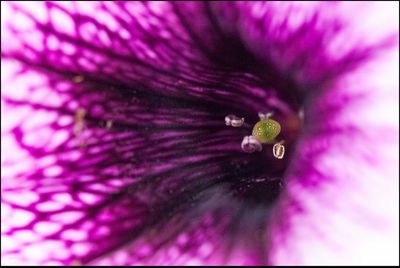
1, 1, 399, 266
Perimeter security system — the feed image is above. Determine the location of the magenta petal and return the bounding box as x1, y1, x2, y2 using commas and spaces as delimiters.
2, 1, 399, 266
1, 2, 284, 265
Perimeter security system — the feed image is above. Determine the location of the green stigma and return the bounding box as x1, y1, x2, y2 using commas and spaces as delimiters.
252, 119, 281, 144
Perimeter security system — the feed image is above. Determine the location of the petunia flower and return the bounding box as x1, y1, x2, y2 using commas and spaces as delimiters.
1, 1, 399, 265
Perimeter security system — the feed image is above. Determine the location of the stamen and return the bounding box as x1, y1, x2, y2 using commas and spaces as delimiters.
226, 112, 290, 157
298, 108, 304, 121
74, 108, 86, 136
225, 114, 245, 127
241, 135, 262, 153
74, 108, 88, 149
258, 111, 273, 120
72, 75, 85, 84
105, 120, 113, 129
273, 141, 285, 159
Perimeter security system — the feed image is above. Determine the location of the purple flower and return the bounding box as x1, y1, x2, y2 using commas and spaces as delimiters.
1, 1, 399, 265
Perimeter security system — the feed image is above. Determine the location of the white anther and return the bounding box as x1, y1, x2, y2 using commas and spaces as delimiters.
258, 111, 273, 120
225, 114, 244, 127
241, 135, 262, 153
273, 142, 285, 159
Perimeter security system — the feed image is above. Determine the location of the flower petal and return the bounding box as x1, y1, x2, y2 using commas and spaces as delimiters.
212, 2, 399, 265
2, 1, 287, 265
